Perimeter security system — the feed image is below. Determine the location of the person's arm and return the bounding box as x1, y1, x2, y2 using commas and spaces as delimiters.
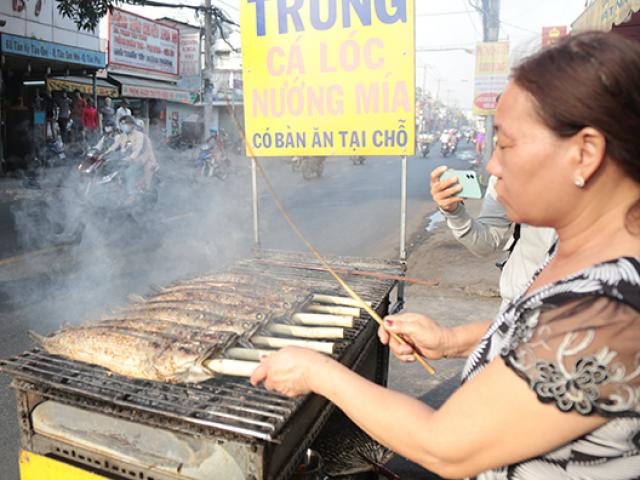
377, 312, 490, 361
127, 132, 144, 161
103, 134, 122, 155
431, 168, 512, 256
251, 348, 605, 479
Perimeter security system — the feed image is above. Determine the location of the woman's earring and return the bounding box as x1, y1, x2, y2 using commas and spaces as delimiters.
574, 176, 585, 188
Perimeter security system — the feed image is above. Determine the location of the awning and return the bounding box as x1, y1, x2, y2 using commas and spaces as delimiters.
47, 76, 119, 97
572, 0, 640, 32
109, 74, 197, 104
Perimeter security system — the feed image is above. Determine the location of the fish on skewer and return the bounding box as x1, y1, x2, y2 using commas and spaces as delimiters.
84, 318, 237, 345
143, 289, 298, 312
101, 308, 255, 333
118, 301, 267, 325
30, 328, 226, 383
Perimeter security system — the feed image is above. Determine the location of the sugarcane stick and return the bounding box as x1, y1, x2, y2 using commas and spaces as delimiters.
203, 358, 259, 377
305, 304, 360, 317
252, 336, 334, 354
292, 313, 354, 328
313, 294, 372, 308
226, 348, 275, 362
268, 323, 344, 339
225, 98, 436, 377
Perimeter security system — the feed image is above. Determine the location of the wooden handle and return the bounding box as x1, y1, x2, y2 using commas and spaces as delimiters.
252, 336, 334, 354
203, 358, 259, 377
292, 313, 354, 328
268, 323, 344, 339
226, 348, 275, 361
312, 294, 372, 308
305, 304, 360, 317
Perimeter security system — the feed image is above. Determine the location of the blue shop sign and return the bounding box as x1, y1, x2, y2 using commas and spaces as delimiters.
1, 34, 106, 68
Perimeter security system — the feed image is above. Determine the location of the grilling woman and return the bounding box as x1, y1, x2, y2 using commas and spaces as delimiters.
251, 32, 640, 479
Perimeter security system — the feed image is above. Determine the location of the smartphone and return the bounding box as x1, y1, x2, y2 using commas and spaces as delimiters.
440, 169, 483, 199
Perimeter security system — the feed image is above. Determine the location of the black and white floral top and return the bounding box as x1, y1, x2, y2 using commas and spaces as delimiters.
462, 251, 640, 479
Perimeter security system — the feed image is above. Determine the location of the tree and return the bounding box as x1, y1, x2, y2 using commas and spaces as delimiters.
56, 0, 121, 31
56, 0, 237, 33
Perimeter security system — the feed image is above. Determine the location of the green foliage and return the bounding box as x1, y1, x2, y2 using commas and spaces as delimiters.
56, 0, 133, 31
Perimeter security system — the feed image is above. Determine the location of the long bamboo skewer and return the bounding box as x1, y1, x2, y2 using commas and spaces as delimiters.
253, 258, 440, 288
224, 100, 436, 376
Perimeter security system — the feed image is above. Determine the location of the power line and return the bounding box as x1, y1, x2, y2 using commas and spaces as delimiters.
417, 10, 475, 17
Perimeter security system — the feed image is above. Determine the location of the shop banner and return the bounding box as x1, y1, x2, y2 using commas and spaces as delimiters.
541, 26, 568, 48
121, 84, 193, 104
47, 78, 118, 97
473, 41, 509, 116
572, 0, 640, 32
0, 33, 105, 68
178, 32, 201, 91
109, 8, 180, 77
240, 0, 415, 157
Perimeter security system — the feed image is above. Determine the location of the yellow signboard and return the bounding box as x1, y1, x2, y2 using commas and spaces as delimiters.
240, 0, 415, 157
472, 41, 509, 117
572, 0, 640, 32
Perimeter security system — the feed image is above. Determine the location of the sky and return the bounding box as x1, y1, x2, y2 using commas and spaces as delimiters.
119, 0, 588, 113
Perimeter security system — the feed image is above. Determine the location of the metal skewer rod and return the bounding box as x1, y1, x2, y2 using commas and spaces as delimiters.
224, 99, 436, 376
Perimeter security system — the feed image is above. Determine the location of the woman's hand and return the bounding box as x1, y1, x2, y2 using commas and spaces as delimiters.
378, 312, 450, 361
430, 166, 464, 213
250, 347, 331, 397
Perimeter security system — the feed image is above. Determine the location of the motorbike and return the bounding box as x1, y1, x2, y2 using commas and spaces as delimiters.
350, 155, 366, 165
417, 132, 434, 158
75, 147, 159, 223
196, 142, 230, 180
440, 138, 457, 157
302, 156, 325, 179
292, 156, 325, 179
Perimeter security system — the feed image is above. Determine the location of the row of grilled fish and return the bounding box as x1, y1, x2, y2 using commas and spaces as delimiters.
34, 269, 369, 383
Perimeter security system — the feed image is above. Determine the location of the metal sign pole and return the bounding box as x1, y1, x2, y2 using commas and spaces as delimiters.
394, 154, 407, 313
251, 156, 261, 248
400, 155, 408, 262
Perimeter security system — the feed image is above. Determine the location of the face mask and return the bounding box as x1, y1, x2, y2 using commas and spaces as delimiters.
120, 124, 131, 134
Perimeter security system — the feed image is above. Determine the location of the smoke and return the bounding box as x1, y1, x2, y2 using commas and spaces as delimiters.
2, 135, 263, 335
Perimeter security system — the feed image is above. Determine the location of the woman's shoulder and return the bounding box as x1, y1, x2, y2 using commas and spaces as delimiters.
523, 256, 640, 312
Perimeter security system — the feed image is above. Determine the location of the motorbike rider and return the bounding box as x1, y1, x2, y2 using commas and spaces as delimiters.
92, 123, 117, 153
103, 115, 158, 198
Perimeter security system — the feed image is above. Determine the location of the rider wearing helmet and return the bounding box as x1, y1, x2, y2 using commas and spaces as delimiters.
104, 115, 158, 196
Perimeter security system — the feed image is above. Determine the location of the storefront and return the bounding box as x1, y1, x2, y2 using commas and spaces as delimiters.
107, 8, 201, 143
572, 0, 640, 41
0, 0, 106, 172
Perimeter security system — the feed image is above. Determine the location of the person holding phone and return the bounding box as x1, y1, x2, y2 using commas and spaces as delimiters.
251, 32, 640, 479
431, 167, 555, 309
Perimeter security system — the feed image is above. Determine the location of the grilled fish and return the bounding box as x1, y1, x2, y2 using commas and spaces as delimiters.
31, 327, 223, 383
118, 301, 267, 325
104, 307, 257, 334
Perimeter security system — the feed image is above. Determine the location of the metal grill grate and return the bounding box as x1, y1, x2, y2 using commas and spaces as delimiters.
1, 252, 403, 446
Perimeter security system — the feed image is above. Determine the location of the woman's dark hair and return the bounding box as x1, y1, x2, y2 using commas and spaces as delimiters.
512, 31, 640, 232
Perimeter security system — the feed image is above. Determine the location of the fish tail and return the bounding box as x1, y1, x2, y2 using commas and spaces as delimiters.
28, 330, 47, 345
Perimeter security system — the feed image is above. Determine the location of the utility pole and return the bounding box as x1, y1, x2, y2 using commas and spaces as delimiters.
481, 0, 500, 172
203, 0, 216, 137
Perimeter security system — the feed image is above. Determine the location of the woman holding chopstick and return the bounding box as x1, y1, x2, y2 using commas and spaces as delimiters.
251, 32, 640, 479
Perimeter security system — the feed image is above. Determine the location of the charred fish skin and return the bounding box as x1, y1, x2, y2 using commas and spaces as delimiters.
32, 327, 217, 383
107, 310, 254, 335
81, 319, 237, 346
119, 301, 268, 325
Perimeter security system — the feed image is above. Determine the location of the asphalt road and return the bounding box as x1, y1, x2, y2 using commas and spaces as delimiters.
0, 143, 477, 479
